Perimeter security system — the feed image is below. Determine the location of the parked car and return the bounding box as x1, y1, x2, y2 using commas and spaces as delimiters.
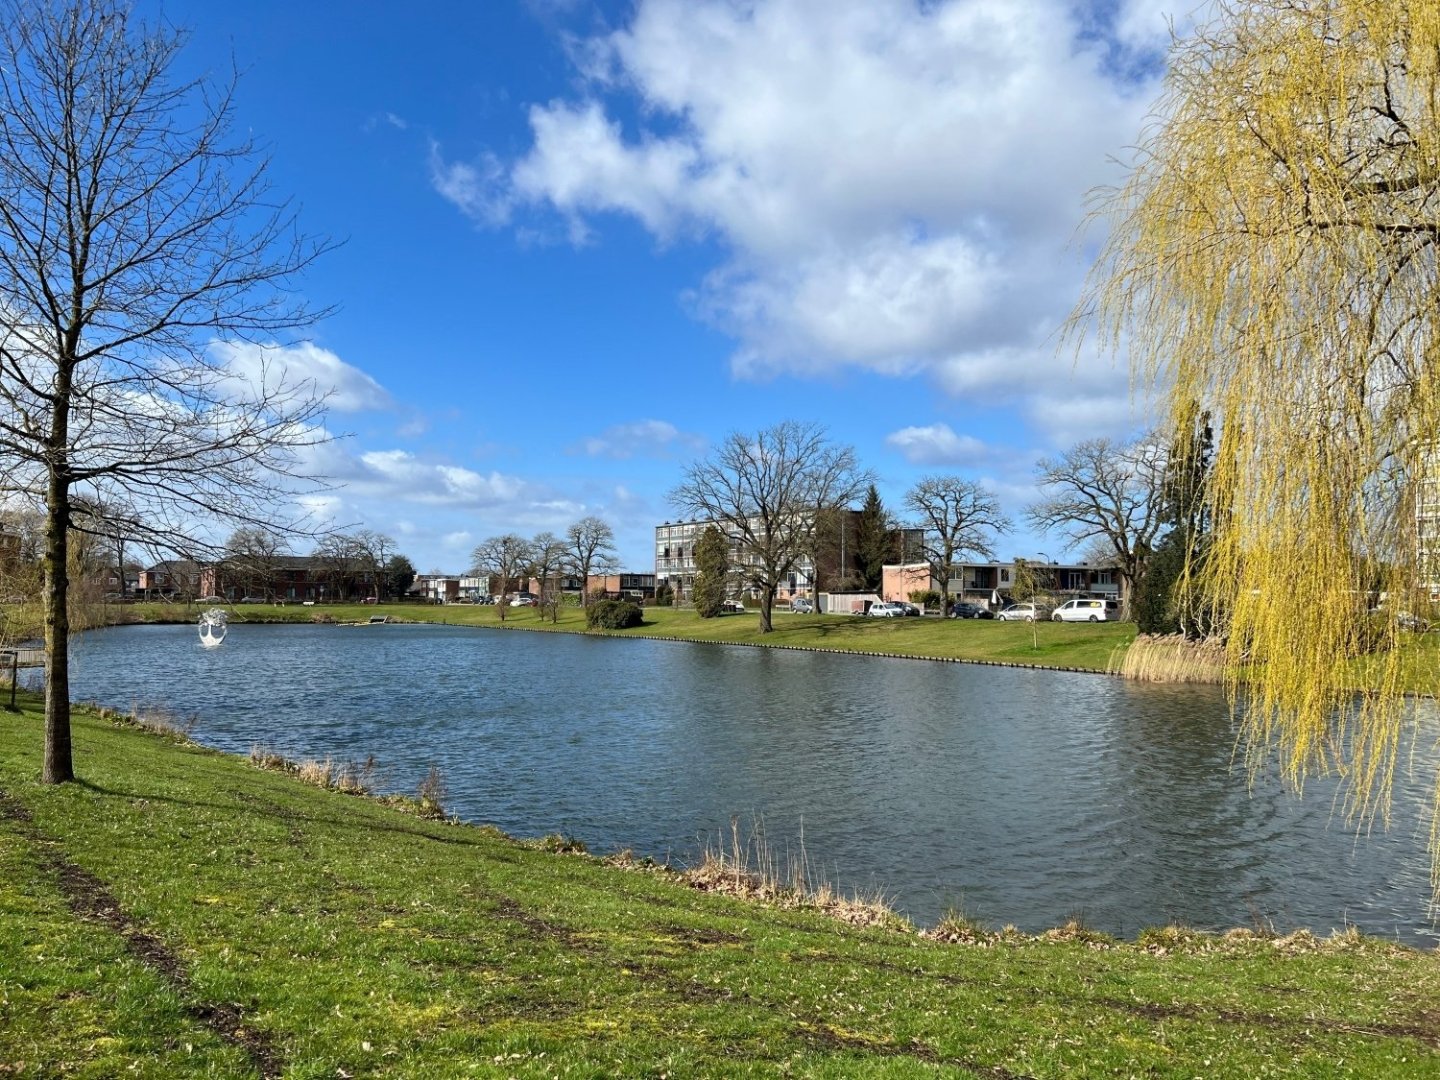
790, 598, 813, 613
510, 595, 537, 607
1052, 598, 1121, 623
1368, 607, 1430, 632
996, 602, 1042, 622
721, 598, 746, 613
949, 602, 994, 619
867, 601, 908, 618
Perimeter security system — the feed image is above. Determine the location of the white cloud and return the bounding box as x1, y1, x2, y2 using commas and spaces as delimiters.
578, 418, 704, 459
212, 341, 393, 413
354, 450, 525, 505
365, 111, 409, 132
428, 141, 513, 227
434, 0, 1163, 407
885, 423, 990, 466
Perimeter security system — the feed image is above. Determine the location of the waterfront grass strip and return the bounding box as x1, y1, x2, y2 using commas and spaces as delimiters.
1, 696, 1437, 1077
131, 601, 1137, 673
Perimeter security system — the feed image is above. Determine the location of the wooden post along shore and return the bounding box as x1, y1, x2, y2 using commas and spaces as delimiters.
1, 647, 42, 711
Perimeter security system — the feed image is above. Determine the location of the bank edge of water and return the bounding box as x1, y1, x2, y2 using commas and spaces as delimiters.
117, 603, 1132, 678
119, 607, 1440, 698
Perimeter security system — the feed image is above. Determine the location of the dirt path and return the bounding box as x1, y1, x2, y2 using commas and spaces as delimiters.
0, 787, 283, 1078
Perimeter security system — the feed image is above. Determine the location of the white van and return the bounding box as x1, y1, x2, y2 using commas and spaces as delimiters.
1051, 598, 1120, 622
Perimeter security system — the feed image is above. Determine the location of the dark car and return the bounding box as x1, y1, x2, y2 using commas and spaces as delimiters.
950, 602, 994, 619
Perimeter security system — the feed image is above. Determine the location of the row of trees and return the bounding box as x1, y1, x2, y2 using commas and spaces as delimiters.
223, 527, 416, 602
469, 517, 619, 622
669, 419, 1189, 632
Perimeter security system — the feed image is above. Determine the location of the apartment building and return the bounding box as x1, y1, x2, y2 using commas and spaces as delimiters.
655, 515, 922, 602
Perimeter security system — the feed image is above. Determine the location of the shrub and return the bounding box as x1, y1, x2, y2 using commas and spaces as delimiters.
909, 590, 941, 609
586, 598, 643, 630
654, 582, 674, 606
417, 765, 448, 818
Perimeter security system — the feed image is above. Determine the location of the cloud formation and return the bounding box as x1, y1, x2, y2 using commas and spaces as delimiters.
435, 0, 1176, 416
577, 419, 705, 459
213, 341, 393, 413
885, 423, 990, 466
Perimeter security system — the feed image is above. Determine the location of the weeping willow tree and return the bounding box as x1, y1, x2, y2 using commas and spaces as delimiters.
1081, 0, 1440, 885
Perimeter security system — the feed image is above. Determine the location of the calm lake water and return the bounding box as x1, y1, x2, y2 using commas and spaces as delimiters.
58, 621, 1439, 944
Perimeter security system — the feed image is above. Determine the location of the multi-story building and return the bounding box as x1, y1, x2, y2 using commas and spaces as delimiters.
655, 515, 921, 601
656, 518, 814, 602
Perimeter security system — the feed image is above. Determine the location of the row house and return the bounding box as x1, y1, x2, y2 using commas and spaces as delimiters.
586, 572, 657, 602
880, 560, 1119, 609
138, 559, 204, 600
140, 556, 380, 603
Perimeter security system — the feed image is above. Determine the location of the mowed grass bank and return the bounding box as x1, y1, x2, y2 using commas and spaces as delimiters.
2, 698, 1438, 1078
123, 601, 1135, 673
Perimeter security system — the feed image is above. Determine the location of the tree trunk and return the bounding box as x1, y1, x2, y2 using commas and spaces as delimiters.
759, 586, 775, 633
42, 469, 73, 784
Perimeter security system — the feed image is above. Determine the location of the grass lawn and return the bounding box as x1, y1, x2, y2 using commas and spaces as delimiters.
119, 600, 1136, 674
1, 697, 1437, 1077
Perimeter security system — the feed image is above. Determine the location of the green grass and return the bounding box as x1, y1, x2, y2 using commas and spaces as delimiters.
2, 696, 1437, 1077
118, 600, 1136, 674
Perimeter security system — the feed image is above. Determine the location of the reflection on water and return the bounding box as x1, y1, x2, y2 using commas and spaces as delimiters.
61, 622, 1439, 944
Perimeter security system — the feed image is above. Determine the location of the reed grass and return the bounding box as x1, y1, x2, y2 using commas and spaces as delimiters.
686, 815, 903, 929
248, 743, 377, 795
1112, 632, 1228, 683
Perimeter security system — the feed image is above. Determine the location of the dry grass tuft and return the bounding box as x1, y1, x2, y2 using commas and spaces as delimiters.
684, 816, 906, 930
1112, 633, 1228, 684
94, 703, 196, 741
1039, 917, 1118, 950
416, 765, 448, 818
248, 745, 376, 795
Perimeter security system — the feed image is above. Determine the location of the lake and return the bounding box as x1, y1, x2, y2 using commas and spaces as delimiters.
57, 621, 1439, 944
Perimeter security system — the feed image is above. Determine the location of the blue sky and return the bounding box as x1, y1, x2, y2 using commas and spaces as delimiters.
143, 0, 1191, 573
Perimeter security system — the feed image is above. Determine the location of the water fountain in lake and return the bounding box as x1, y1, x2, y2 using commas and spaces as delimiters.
197, 607, 228, 648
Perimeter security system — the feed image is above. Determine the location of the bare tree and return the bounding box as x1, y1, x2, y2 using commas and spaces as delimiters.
1027, 436, 1166, 614
225, 528, 289, 601
670, 421, 869, 632
904, 476, 1011, 610
565, 516, 619, 605
471, 534, 533, 623
527, 531, 567, 618
0, 2, 333, 783
347, 530, 395, 601
313, 534, 361, 601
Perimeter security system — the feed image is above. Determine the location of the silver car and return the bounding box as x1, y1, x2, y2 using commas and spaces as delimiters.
867, 601, 907, 618
996, 602, 1041, 622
